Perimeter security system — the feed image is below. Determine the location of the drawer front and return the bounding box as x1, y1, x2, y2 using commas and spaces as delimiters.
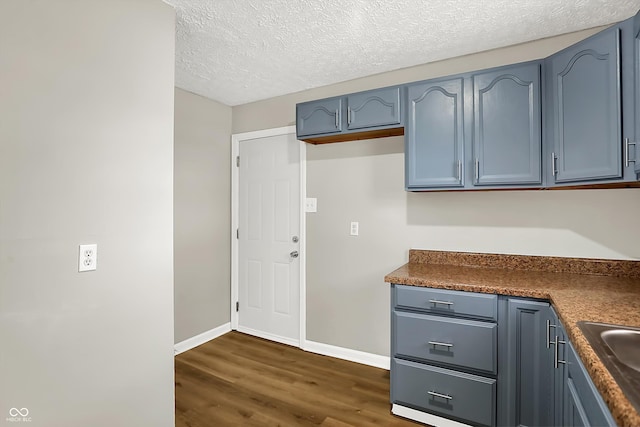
394, 285, 497, 321
391, 358, 496, 427
393, 311, 497, 374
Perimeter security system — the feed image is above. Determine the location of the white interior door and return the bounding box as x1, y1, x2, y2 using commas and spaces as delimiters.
238, 132, 301, 345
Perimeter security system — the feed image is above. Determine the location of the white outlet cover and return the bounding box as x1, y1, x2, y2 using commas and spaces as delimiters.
78, 244, 97, 272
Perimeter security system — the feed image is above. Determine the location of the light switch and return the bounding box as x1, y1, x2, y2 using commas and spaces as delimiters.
350, 222, 359, 236
305, 197, 317, 213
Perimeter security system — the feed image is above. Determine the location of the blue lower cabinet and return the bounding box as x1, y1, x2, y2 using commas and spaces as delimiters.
391, 285, 498, 426
563, 342, 617, 427
392, 358, 496, 427
501, 299, 554, 427
391, 286, 617, 427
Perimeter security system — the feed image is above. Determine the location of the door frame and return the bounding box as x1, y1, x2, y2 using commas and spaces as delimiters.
230, 126, 306, 347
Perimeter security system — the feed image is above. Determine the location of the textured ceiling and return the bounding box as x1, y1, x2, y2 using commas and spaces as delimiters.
166, 0, 640, 106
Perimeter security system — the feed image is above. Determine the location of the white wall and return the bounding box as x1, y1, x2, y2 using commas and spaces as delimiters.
0, 1, 176, 425
174, 88, 232, 343
233, 28, 640, 357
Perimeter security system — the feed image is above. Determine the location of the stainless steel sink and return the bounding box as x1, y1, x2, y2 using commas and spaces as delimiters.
578, 321, 640, 413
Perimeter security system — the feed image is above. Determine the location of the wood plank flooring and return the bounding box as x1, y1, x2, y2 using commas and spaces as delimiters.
175, 331, 420, 426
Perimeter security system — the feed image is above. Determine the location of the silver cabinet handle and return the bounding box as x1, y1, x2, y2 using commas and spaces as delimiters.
456, 160, 462, 182
334, 110, 339, 128
551, 152, 557, 176
428, 341, 453, 348
429, 299, 454, 306
554, 335, 566, 369
625, 138, 637, 167
347, 107, 352, 125
475, 158, 480, 182
546, 319, 557, 349
290, 251, 299, 259
428, 391, 453, 400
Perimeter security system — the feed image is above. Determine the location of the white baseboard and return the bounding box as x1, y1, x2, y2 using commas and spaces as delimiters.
236, 326, 300, 348
392, 404, 471, 427
174, 322, 231, 355
302, 340, 390, 370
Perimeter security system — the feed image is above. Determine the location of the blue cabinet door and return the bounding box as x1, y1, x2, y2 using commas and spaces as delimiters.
548, 27, 622, 183
347, 87, 402, 130
563, 342, 617, 427
406, 78, 465, 188
472, 63, 542, 186
565, 378, 590, 427
503, 299, 554, 427
296, 97, 342, 137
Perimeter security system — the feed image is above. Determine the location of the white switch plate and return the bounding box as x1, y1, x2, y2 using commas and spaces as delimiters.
78, 244, 97, 272
350, 222, 359, 236
305, 197, 317, 213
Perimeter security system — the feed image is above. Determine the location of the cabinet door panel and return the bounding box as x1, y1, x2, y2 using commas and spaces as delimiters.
347, 87, 401, 130
564, 342, 617, 427
473, 63, 542, 185
505, 299, 553, 427
296, 98, 342, 137
549, 28, 622, 183
565, 378, 590, 427
406, 79, 464, 188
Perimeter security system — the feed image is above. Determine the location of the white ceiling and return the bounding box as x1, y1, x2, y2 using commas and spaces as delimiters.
166, 0, 639, 106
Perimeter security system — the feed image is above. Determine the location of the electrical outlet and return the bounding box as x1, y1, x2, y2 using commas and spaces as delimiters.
350, 222, 359, 236
78, 244, 97, 272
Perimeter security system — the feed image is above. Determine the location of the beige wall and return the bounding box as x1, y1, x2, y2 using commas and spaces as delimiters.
233, 28, 640, 356
0, 1, 176, 426
174, 88, 232, 343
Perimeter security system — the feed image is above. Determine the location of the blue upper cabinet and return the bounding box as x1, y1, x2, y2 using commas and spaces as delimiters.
547, 26, 622, 184
296, 97, 342, 138
296, 86, 404, 144
472, 63, 542, 186
406, 78, 465, 189
347, 87, 402, 130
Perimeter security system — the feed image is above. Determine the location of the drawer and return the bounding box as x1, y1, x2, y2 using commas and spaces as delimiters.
393, 311, 497, 374
391, 358, 496, 427
393, 284, 497, 321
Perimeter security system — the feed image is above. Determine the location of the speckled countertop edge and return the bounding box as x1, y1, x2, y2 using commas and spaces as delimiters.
384, 250, 640, 427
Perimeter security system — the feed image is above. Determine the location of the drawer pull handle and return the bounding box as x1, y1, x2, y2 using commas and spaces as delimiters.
554, 335, 567, 369
428, 391, 453, 400
429, 299, 454, 306
428, 341, 453, 348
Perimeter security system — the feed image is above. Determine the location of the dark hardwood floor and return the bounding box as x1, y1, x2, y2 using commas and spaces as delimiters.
175, 331, 420, 426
